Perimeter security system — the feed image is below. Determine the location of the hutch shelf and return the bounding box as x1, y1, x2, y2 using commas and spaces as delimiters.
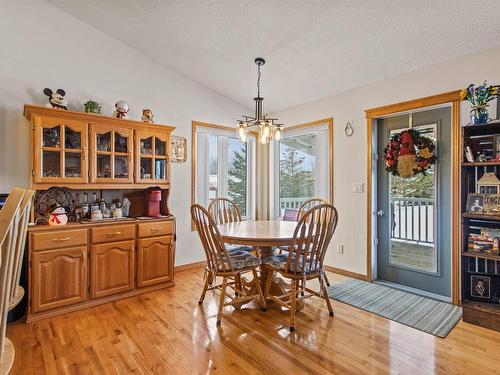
23, 105, 177, 322
460, 121, 500, 332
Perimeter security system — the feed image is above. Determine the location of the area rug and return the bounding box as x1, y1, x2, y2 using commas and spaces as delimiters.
327, 279, 462, 338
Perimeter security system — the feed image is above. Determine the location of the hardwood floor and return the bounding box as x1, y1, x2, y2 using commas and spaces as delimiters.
7, 268, 500, 374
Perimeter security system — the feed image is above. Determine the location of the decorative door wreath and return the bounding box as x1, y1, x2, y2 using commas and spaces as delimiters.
383, 129, 436, 178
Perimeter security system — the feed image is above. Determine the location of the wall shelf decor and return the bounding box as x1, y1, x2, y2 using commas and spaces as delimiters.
461, 120, 500, 332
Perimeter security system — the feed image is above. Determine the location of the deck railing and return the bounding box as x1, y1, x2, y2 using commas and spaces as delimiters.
279, 197, 309, 210
391, 197, 434, 244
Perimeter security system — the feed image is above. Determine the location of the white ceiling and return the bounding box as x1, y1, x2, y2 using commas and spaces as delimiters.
46, 0, 500, 113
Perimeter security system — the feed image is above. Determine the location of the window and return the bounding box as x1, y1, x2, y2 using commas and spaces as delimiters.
271, 119, 333, 218
192, 122, 256, 219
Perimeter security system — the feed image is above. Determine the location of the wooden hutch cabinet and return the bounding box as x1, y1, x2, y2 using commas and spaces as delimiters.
24, 105, 177, 322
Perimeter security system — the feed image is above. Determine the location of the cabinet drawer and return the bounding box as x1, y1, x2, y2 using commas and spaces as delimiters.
138, 220, 174, 238
32, 229, 87, 251
91, 224, 135, 244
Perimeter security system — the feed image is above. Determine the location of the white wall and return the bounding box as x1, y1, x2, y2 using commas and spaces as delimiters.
0, 0, 248, 266
271, 47, 500, 276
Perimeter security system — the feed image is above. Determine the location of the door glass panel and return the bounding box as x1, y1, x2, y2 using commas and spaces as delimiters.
140, 137, 153, 156
115, 133, 128, 153
42, 151, 60, 177
155, 159, 166, 180
65, 152, 82, 178
65, 127, 81, 149
96, 154, 112, 178
140, 158, 152, 179
389, 125, 437, 273
42, 126, 61, 148
96, 132, 111, 152
155, 138, 166, 156
114, 155, 129, 178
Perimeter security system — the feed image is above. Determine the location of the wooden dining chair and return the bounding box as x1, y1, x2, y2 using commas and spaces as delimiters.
191, 204, 265, 325
208, 197, 254, 254
0, 187, 29, 373
262, 203, 338, 331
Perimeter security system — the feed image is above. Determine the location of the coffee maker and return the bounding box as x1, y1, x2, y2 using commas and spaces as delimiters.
145, 188, 162, 217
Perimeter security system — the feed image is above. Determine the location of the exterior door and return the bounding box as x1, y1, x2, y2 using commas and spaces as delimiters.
376, 107, 451, 297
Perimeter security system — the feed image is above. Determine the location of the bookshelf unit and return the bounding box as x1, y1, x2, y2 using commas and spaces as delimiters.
460, 118, 500, 332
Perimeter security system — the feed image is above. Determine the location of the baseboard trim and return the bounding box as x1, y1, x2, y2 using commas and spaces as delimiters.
175, 261, 205, 273
324, 265, 369, 281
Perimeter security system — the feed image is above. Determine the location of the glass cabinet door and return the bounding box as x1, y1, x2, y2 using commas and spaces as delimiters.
90, 124, 133, 183
136, 131, 170, 183
34, 117, 88, 183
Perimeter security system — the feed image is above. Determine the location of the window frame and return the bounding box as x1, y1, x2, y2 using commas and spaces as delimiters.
191, 121, 258, 228
271, 118, 334, 219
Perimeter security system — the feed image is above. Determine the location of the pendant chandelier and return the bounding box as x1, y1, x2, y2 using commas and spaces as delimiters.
237, 58, 283, 144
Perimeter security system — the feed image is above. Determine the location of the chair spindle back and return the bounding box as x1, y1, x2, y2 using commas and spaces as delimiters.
298, 198, 328, 220
208, 198, 242, 225
191, 204, 234, 273
286, 203, 338, 276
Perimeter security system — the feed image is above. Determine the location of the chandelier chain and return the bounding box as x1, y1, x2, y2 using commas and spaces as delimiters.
257, 63, 261, 98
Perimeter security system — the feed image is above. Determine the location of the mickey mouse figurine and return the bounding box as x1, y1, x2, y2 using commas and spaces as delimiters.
43, 88, 68, 110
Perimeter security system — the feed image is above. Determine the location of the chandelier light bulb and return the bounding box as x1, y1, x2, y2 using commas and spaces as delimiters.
274, 126, 282, 141
263, 122, 271, 137
238, 122, 246, 139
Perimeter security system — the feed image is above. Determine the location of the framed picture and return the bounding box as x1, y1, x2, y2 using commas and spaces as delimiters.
170, 136, 187, 163
470, 275, 490, 299
483, 194, 500, 216
467, 194, 484, 213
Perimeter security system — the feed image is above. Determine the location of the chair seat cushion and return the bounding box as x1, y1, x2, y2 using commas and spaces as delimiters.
226, 244, 254, 254
218, 251, 261, 271
262, 253, 318, 274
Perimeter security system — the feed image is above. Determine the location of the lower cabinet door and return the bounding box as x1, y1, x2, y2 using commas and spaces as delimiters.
137, 235, 174, 288
31, 247, 88, 313
90, 240, 135, 298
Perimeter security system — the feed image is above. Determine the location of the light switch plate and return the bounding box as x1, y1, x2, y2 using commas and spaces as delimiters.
353, 182, 364, 193
336, 244, 344, 254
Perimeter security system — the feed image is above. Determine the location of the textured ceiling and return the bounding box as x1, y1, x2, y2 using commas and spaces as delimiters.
46, 0, 500, 112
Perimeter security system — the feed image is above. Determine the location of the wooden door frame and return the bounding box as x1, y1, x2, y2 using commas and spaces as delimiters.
365, 90, 461, 305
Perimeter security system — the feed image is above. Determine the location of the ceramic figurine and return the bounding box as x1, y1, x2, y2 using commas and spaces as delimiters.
122, 198, 131, 217
84, 99, 101, 114
141, 109, 155, 123
43, 88, 68, 110
48, 206, 68, 226
113, 100, 130, 119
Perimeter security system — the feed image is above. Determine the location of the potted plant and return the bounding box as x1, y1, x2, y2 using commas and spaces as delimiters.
461, 81, 498, 125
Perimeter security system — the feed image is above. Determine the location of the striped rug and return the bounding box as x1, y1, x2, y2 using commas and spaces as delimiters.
327, 279, 462, 338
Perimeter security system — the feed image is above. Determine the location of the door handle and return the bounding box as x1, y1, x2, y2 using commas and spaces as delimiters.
376, 210, 385, 216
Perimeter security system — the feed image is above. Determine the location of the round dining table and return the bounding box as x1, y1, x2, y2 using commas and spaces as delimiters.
218, 220, 303, 310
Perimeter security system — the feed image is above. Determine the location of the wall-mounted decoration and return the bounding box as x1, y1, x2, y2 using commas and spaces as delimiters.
171, 136, 187, 163
477, 172, 500, 195
43, 88, 67, 110
84, 99, 101, 114
141, 109, 155, 123
344, 121, 354, 137
113, 100, 130, 119
460, 81, 498, 125
383, 128, 436, 178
